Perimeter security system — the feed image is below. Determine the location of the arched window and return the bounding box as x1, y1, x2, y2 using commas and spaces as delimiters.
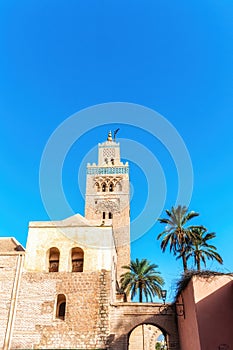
48, 247, 60, 272
71, 247, 84, 272
109, 182, 114, 192
111, 158, 115, 165
56, 294, 66, 320
102, 183, 106, 192
95, 182, 100, 192
109, 212, 113, 219
103, 211, 106, 219
116, 182, 122, 191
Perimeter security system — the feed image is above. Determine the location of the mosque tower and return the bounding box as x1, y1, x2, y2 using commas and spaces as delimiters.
85, 131, 130, 279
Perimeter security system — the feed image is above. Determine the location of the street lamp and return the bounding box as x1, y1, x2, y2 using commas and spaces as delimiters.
161, 290, 167, 304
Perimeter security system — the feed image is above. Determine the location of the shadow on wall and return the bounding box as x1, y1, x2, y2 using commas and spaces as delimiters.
106, 311, 180, 350
196, 280, 233, 349
106, 333, 126, 350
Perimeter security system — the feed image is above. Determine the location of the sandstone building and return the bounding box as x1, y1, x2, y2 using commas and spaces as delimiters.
0, 132, 180, 350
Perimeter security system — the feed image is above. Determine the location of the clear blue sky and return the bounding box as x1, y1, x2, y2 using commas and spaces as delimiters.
0, 1, 233, 300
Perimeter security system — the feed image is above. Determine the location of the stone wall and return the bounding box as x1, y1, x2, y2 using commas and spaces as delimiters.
0, 253, 19, 349
108, 303, 180, 350
1, 251, 180, 350
5, 269, 111, 349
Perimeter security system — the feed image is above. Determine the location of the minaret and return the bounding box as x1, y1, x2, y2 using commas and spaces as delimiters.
85, 131, 130, 280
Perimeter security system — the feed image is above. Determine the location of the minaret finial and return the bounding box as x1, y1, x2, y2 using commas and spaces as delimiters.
107, 131, 112, 141
114, 128, 120, 141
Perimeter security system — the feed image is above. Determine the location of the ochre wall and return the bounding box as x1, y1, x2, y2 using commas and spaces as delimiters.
176, 279, 201, 350
177, 275, 233, 350
194, 275, 233, 350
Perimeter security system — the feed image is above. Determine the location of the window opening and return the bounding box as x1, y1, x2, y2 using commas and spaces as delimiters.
49, 247, 60, 272
95, 182, 100, 192
116, 182, 122, 191
56, 294, 66, 320
71, 247, 84, 272
59, 302, 66, 319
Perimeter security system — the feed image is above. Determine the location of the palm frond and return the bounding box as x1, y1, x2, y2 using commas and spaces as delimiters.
120, 259, 164, 302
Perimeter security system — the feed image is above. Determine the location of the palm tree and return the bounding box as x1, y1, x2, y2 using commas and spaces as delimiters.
120, 258, 164, 302
157, 205, 200, 272
184, 227, 223, 271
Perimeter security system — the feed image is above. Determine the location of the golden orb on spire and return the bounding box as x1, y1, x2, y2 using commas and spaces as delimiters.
107, 131, 112, 141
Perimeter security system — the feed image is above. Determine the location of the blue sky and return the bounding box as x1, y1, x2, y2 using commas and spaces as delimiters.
0, 1, 233, 300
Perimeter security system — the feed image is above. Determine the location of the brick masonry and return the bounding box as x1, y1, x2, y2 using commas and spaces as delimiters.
108, 303, 180, 350
0, 254, 19, 349
0, 249, 180, 350
10, 270, 111, 349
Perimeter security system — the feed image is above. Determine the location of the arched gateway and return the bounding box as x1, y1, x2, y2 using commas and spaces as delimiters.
128, 324, 165, 350
108, 303, 180, 350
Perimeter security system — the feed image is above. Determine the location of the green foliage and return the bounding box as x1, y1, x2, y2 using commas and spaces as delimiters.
177, 226, 223, 271
157, 205, 223, 272
157, 205, 200, 272
120, 258, 164, 302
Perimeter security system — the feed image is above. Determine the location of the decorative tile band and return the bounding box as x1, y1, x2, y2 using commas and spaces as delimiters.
87, 167, 129, 175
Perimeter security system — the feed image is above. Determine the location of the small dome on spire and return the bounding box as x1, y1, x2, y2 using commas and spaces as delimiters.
107, 131, 112, 141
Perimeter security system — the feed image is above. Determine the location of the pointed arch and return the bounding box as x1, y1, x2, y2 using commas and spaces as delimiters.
116, 181, 122, 191
102, 182, 106, 192
95, 182, 100, 192
109, 182, 114, 192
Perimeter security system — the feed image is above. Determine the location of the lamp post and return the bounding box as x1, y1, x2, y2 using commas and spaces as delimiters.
161, 290, 167, 305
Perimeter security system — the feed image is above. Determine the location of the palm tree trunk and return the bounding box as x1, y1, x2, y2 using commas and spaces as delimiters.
195, 250, 201, 271
197, 258, 201, 271
139, 282, 143, 302
182, 254, 188, 272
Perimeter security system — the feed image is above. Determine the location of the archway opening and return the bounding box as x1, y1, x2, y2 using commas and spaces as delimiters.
128, 324, 167, 350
